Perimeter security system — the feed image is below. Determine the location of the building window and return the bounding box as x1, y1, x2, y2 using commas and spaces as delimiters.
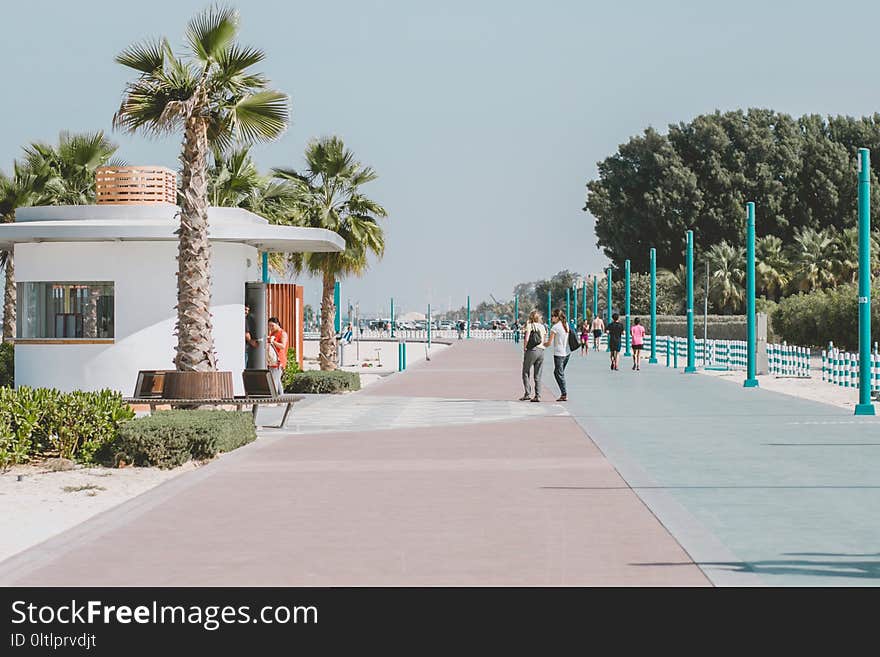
17, 282, 114, 339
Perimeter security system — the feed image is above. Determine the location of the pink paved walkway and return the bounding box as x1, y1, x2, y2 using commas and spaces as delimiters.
0, 341, 708, 586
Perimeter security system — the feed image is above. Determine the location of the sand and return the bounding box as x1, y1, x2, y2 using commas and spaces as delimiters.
0, 461, 197, 564
699, 367, 859, 411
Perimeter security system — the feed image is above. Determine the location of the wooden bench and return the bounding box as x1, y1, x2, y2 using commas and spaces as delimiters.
126, 369, 302, 428
122, 394, 303, 428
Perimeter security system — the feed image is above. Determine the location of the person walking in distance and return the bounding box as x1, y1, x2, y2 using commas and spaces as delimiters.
630, 317, 646, 371
580, 320, 590, 356
606, 312, 624, 371
267, 316, 289, 395
520, 310, 547, 402
544, 309, 572, 401
591, 313, 605, 351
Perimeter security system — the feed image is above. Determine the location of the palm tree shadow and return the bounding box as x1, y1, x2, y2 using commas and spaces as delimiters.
700, 553, 880, 581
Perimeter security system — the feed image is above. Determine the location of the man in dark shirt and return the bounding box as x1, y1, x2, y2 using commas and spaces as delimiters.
245, 304, 258, 368
606, 312, 624, 371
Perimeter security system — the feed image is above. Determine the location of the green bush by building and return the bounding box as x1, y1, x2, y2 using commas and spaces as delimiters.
110, 410, 256, 469
285, 370, 360, 394
0, 387, 133, 468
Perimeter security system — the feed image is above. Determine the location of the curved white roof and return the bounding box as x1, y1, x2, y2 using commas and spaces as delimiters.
0, 205, 344, 253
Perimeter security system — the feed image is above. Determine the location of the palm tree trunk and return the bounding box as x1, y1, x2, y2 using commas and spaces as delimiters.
2, 251, 14, 342
319, 269, 337, 371
173, 111, 217, 372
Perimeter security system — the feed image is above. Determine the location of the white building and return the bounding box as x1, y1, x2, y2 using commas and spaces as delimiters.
0, 166, 343, 395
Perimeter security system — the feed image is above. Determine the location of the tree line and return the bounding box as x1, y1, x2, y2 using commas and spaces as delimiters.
584, 109, 880, 273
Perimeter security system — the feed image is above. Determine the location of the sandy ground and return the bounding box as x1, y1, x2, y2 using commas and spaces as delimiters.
699, 366, 859, 411
0, 461, 198, 564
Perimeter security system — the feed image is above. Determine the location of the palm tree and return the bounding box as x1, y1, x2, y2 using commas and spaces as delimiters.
657, 264, 687, 314
23, 131, 119, 205
0, 164, 45, 341
706, 241, 745, 314
788, 227, 839, 292
755, 235, 791, 301
113, 6, 289, 372
273, 137, 388, 370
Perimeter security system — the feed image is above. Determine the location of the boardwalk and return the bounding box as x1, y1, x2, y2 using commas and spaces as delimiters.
0, 341, 707, 586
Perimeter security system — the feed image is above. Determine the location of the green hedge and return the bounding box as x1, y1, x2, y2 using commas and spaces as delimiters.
0, 387, 133, 468
0, 342, 12, 388
772, 283, 880, 349
285, 370, 360, 394
110, 410, 256, 469
281, 347, 300, 392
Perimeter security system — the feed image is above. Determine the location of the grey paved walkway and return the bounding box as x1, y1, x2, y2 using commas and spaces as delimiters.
558, 346, 880, 586
0, 341, 707, 587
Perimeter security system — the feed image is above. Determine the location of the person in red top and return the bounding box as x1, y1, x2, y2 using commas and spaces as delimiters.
267, 316, 289, 395
630, 317, 646, 371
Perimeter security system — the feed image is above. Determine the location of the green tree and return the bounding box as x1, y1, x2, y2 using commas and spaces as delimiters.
755, 235, 790, 301
585, 109, 880, 269
0, 164, 45, 341
705, 242, 745, 314
272, 136, 388, 370
113, 6, 289, 372
788, 227, 839, 292
23, 131, 119, 205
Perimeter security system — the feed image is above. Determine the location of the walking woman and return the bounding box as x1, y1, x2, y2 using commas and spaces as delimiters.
520, 310, 547, 402
579, 320, 590, 355
544, 309, 571, 401
631, 317, 646, 371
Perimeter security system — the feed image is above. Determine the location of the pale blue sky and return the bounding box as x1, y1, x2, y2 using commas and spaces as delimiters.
2, 0, 879, 316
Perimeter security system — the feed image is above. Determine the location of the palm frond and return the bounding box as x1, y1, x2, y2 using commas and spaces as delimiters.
186, 5, 239, 63
115, 38, 168, 72
229, 90, 289, 143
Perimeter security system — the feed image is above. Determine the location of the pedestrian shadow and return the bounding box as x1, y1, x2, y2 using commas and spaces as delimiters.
634, 554, 880, 581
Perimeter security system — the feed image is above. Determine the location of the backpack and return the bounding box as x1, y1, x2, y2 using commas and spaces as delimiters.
567, 327, 581, 352
525, 324, 542, 350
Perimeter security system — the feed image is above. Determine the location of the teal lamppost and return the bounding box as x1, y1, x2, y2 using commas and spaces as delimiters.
855, 148, 875, 414
467, 295, 471, 339
582, 282, 588, 322
606, 267, 612, 352
514, 295, 519, 343
566, 287, 571, 325
334, 281, 341, 333
547, 290, 551, 324
649, 247, 658, 364
592, 275, 598, 319
624, 259, 632, 357
606, 267, 612, 323
744, 202, 759, 388
685, 230, 696, 373
572, 285, 578, 328
390, 297, 395, 338
427, 303, 432, 348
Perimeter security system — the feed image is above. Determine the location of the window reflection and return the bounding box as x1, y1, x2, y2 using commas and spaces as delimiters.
17, 282, 114, 339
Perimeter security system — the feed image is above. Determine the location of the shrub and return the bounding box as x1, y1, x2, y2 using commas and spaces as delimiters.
285, 370, 360, 394
771, 283, 880, 349
281, 347, 300, 392
0, 387, 132, 467
0, 342, 12, 388
110, 410, 256, 469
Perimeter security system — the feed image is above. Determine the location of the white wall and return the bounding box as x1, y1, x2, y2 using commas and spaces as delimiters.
14, 241, 258, 394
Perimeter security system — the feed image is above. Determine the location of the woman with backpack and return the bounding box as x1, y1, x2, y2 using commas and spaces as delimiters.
520, 310, 547, 402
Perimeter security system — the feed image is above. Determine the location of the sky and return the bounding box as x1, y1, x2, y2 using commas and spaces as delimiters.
3, 0, 880, 317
